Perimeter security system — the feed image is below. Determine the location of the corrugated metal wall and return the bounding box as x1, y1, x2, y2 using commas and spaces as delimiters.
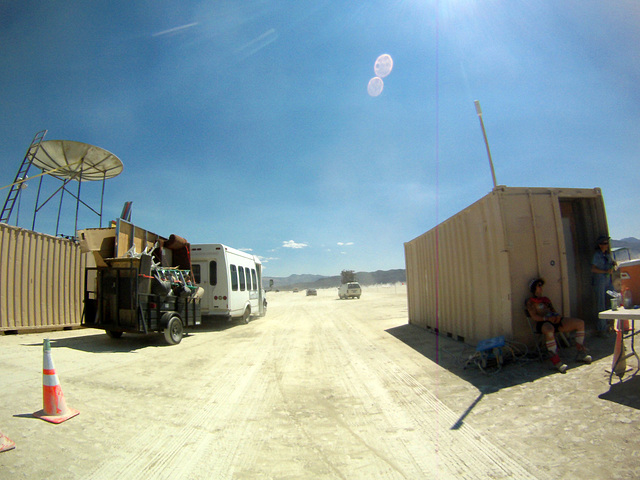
404, 191, 512, 344
405, 186, 608, 347
0, 223, 85, 332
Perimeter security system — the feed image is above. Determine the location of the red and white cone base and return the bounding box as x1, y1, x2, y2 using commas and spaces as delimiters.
33, 339, 79, 424
0, 431, 15, 452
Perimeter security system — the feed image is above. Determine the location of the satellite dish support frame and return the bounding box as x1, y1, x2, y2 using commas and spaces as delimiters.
2, 133, 122, 237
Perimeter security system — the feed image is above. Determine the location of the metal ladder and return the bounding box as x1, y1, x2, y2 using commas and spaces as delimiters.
0, 130, 47, 224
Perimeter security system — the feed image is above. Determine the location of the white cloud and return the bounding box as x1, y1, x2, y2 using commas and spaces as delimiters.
237, 29, 278, 60
151, 22, 199, 37
337, 242, 354, 246
257, 256, 278, 263
282, 240, 308, 249
239, 248, 253, 252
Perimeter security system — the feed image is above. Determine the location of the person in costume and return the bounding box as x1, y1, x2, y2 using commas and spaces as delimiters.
526, 278, 592, 373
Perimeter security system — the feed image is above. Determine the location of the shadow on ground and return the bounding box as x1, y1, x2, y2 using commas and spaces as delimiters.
599, 374, 640, 409
386, 323, 618, 392
22, 333, 159, 353
20, 317, 254, 353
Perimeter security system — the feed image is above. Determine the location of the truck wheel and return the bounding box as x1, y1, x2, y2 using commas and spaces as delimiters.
242, 307, 251, 324
106, 330, 122, 339
164, 315, 183, 345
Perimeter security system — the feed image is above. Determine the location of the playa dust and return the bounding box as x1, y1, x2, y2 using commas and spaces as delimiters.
1, 285, 638, 479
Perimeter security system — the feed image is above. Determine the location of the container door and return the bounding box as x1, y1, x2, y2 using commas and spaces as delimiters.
559, 197, 603, 321
560, 201, 579, 316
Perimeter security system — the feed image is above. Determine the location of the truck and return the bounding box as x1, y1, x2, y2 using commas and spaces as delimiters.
79, 221, 202, 345
190, 244, 267, 322
338, 282, 362, 299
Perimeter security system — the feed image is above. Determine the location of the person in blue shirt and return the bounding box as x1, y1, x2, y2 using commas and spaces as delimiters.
591, 235, 616, 335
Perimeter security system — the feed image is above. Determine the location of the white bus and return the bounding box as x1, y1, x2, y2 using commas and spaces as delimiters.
190, 244, 266, 322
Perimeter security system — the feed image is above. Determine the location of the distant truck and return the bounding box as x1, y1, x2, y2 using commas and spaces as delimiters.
338, 282, 362, 299
190, 244, 267, 322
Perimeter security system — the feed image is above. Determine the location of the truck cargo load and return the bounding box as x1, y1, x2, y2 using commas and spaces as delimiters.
79, 219, 202, 345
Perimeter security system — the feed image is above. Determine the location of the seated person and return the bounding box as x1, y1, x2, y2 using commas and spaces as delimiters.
526, 278, 592, 373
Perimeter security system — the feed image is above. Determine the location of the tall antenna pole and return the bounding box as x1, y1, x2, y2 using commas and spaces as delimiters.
474, 100, 497, 189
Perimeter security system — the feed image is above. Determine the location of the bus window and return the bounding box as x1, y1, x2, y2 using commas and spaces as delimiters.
251, 269, 257, 291
239, 266, 246, 291
209, 260, 217, 286
245, 268, 252, 291
230, 264, 238, 291
192, 264, 201, 284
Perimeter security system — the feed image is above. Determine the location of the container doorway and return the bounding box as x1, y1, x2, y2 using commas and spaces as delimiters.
561, 201, 580, 316
559, 198, 600, 322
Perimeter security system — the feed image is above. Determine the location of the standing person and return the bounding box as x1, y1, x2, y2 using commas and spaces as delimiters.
591, 235, 616, 336
526, 278, 592, 373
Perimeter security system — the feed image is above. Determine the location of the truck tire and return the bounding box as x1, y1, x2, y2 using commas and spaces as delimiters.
163, 315, 183, 345
106, 330, 123, 339
242, 307, 251, 324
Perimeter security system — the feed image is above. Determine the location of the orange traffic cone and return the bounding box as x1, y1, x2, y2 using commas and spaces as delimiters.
0, 430, 15, 452
33, 338, 79, 424
612, 319, 631, 378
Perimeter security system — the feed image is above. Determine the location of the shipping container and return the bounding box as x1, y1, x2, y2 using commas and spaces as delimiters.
0, 223, 85, 332
404, 186, 609, 347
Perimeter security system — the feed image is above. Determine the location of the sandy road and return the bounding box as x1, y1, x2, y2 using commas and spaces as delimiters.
1, 286, 555, 479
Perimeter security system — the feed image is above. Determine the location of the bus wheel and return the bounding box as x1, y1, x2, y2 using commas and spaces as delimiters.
242, 307, 251, 324
106, 330, 122, 339
164, 315, 184, 345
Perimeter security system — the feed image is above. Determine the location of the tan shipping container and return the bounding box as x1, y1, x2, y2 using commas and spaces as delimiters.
0, 223, 85, 332
404, 186, 609, 347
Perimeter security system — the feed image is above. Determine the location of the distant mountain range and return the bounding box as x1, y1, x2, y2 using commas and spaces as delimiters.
264, 237, 639, 291
264, 269, 406, 291
611, 237, 640, 261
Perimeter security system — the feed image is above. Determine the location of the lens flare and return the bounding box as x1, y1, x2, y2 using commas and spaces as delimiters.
374, 54, 393, 78
367, 77, 384, 97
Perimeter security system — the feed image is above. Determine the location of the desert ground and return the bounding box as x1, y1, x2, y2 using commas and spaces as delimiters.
0, 285, 639, 479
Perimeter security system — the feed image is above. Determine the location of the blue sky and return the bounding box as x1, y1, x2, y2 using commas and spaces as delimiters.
1, 1, 639, 277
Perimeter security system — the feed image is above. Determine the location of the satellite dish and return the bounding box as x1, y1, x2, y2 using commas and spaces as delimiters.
1, 133, 125, 235
33, 140, 123, 181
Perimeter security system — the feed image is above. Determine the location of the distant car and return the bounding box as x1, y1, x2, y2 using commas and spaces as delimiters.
293, 288, 299, 293
306, 288, 317, 296
338, 282, 361, 299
